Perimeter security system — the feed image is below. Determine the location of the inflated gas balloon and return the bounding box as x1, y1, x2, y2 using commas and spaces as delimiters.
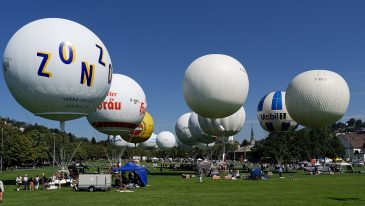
156, 131, 176, 149
189, 112, 214, 144
198, 107, 245, 137
124, 112, 154, 144
257, 91, 298, 132
87, 74, 146, 135
196, 142, 215, 150
175, 113, 199, 146
115, 135, 137, 148
175, 136, 192, 150
183, 54, 249, 118
286, 70, 350, 128
139, 133, 157, 149
3, 18, 112, 122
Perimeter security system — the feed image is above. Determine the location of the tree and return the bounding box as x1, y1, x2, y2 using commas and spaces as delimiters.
91, 137, 96, 145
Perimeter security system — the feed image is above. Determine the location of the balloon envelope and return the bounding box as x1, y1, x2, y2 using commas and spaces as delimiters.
198, 107, 245, 137
87, 74, 146, 135
189, 112, 215, 144
286, 70, 350, 128
175, 113, 199, 146
257, 91, 298, 132
183, 54, 249, 118
125, 112, 154, 144
196, 142, 215, 150
3, 18, 112, 121
139, 133, 157, 149
156, 131, 176, 149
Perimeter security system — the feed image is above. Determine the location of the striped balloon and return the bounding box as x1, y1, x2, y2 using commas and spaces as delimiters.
257, 91, 298, 132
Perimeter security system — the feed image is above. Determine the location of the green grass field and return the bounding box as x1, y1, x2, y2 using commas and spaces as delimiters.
1, 167, 364, 206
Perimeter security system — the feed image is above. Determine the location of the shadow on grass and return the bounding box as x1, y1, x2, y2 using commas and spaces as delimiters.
327, 197, 362, 202
2, 179, 16, 186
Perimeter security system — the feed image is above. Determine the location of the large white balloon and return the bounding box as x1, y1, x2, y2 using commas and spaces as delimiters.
175, 113, 199, 146
257, 91, 298, 132
183, 54, 249, 118
198, 107, 246, 137
87, 74, 146, 135
139, 133, 157, 149
188, 112, 215, 144
3, 18, 112, 122
156, 131, 177, 149
286, 70, 350, 128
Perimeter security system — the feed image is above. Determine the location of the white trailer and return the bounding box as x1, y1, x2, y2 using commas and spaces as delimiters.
75, 174, 112, 192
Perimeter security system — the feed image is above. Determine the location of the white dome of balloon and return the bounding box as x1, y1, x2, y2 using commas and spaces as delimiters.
189, 112, 214, 144
87, 74, 146, 135
183, 54, 249, 118
196, 142, 215, 150
156, 131, 176, 149
114, 135, 137, 148
257, 91, 298, 132
3, 18, 112, 122
198, 107, 245, 137
286, 70, 350, 128
175, 113, 199, 146
139, 133, 157, 149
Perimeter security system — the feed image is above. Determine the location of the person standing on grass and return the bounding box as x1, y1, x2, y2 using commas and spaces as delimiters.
23, 174, 28, 190
16, 175, 22, 191
29, 177, 34, 191
35, 175, 39, 190
0, 180, 4, 203
41, 174, 47, 190
278, 166, 283, 177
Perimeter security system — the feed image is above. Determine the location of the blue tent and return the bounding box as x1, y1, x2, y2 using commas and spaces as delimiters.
112, 162, 148, 187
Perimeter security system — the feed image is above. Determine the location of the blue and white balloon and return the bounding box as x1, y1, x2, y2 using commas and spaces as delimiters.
257, 91, 298, 132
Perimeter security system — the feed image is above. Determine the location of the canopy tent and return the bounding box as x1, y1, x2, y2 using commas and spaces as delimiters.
112, 162, 148, 186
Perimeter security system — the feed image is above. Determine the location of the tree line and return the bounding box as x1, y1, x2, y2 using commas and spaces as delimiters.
0, 117, 363, 168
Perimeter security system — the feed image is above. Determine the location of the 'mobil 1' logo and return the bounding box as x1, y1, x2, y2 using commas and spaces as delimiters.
260, 112, 287, 120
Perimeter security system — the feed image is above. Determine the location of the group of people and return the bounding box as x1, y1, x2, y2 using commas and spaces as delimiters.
15, 174, 47, 191
114, 172, 141, 189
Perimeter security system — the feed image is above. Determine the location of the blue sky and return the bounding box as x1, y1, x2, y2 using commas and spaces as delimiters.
1, 0, 364, 142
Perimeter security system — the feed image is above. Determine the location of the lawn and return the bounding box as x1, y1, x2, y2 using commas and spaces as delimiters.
0, 167, 364, 206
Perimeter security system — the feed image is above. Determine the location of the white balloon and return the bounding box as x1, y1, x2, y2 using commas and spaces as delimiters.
175, 113, 199, 146
183, 54, 249, 118
286, 70, 350, 128
3, 18, 112, 121
198, 107, 245, 137
196, 142, 215, 150
139, 133, 157, 149
87, 74, 146, 135
114, 135, 137, 148
175, 136, 192, 150
257, 91, 298, 132
188, 112, 214, 144
156, 131, 176, 149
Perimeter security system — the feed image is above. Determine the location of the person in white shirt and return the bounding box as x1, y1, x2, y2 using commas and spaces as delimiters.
16, 175, 22, 191
0, 180, 4, 202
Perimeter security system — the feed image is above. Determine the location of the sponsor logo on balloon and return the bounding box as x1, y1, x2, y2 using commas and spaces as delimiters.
260, 113, 287, 120
35, 41, 112, 87
97, 101, 122, 110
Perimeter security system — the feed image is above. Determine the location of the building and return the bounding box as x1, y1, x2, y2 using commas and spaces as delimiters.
233, 126, 256, 161
337, 132, 365, 161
